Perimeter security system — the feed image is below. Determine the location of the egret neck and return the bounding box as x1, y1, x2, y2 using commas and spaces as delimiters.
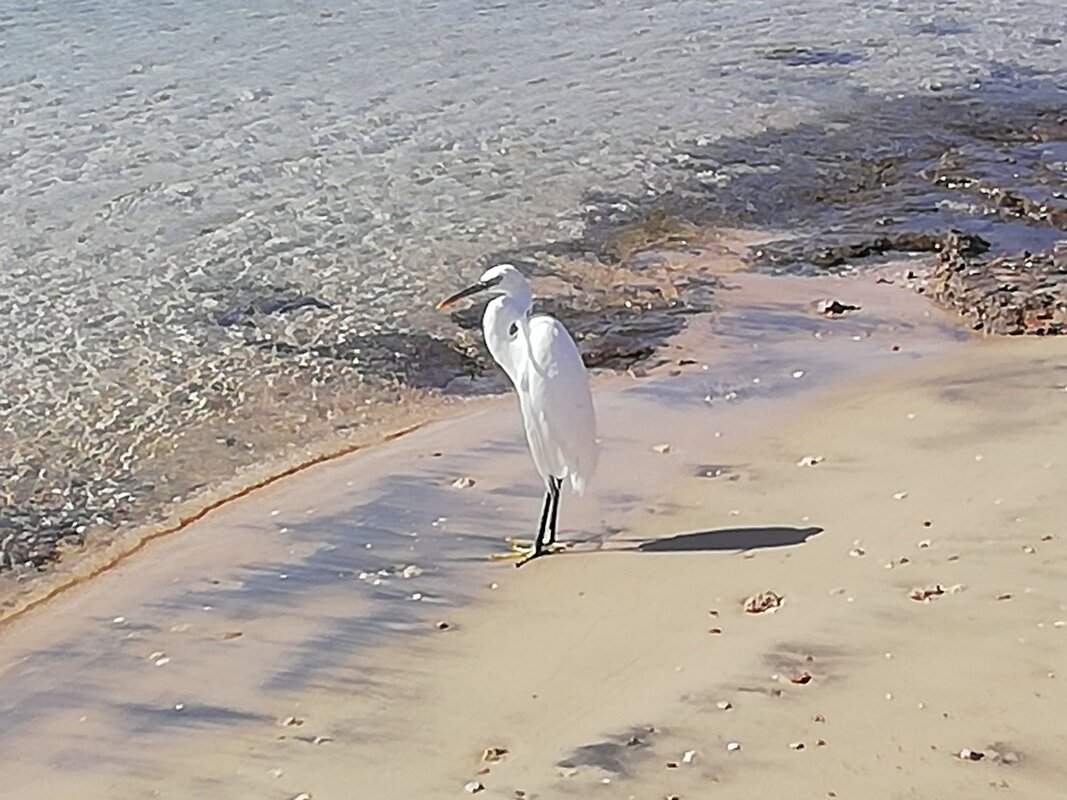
482, 290, 532, 389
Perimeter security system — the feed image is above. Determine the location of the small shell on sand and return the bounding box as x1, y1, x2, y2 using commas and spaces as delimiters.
451, 477, 476, 489
726, 741, 742, 752
653, 443, 672, 454
482, 747, 508, 763
464, 780, 486, 794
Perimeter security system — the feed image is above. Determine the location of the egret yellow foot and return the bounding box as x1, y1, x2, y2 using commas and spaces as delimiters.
487, 540, 568, 563
488, 539, 537, 561
515, 543, 569, 567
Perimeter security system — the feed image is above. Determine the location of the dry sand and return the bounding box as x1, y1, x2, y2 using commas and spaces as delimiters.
2, 269, 1066, 799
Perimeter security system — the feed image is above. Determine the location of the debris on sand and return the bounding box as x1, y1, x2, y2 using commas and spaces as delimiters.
743, 591, 784, 614
482, 747, 509, 763
797, 455, 824, 467
909, 584, 946, 602
464, 780, 486, 794
451, 477, 477, 489
818, 299, 861, 317
653, 443, 672, 454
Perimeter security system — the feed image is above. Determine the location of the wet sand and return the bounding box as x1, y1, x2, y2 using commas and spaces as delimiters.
2, 269, 1066, 798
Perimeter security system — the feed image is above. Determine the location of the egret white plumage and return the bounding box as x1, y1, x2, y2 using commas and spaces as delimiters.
436, 264, 598, 565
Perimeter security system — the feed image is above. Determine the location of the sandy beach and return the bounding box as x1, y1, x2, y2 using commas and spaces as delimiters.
2, 262, 1065, 799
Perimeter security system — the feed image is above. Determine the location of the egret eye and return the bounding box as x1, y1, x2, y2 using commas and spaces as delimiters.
508, 322, 518, 336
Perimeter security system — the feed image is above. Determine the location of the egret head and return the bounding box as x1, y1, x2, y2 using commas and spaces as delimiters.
435, 263, 530, 310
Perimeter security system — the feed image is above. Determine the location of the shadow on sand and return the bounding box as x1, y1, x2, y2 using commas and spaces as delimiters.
636, 525, 823, 553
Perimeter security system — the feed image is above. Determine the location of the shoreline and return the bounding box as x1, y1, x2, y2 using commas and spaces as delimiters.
0, 230, 770, 622
0, 227, 916, 624
0, 419, 436, 629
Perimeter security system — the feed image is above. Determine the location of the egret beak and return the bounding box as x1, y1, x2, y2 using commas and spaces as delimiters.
435, 281, 490, 310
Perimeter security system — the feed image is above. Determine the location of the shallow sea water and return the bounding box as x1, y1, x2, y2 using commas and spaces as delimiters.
0, 0, 1064, 571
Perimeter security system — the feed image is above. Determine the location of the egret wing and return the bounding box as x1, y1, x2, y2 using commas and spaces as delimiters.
518, 315, 598, 493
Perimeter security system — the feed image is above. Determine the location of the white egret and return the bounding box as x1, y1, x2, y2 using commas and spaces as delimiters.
436, 264, 598, 565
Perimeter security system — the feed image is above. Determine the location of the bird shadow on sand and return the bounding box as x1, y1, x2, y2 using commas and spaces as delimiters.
631, 525, 823, 553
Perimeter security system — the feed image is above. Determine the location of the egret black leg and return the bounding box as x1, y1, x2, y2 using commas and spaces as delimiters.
546, 477, 562, 546
516, 481, 558, 567
534, 483, 553, 554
